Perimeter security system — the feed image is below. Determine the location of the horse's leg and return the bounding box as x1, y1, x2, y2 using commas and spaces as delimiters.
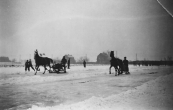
35, 65, 38, 75
35, 70, 37, 75
109, 65, 112, 74
48, 64, 52, 71
35, 65, 41, 75
115, 66, 118, 76
43, 65, 46, 74
35, 65, 37, 70
35, 65, 39, 71
48, 64, 52, 73
118, 66, 121, 75
45, 64, 51, 73
117, 66, 119, 76
116, 68, 119, 76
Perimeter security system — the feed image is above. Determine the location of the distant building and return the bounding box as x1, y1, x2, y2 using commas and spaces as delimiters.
64, 54, 76, 64
96, 52, 110, 64
0, 56, 11, 62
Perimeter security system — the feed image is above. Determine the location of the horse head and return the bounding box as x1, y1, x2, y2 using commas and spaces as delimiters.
34, 49, 39, 59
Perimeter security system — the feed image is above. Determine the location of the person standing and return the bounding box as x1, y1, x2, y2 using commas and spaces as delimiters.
83, 60, 86, 68
28, 59, 35, 71
123, 57, 130, 74
61, 56, 67, 71
25, 60, 29, 72
67, 58, 70, 69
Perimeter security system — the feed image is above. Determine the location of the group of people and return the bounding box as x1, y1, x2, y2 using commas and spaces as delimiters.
25, 55, 87, 72
25, 52, 129, 74
25, 59, 35, 72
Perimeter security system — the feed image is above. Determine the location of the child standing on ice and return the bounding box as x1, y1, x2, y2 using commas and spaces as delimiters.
25, 60, 29, 72
83, 60, 86, 68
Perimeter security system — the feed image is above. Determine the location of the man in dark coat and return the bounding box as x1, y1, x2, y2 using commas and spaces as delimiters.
83, 60, 86, 68
123, 57, 130, 74
61, 56, 67, 71
67, 58, 70, 69
25, 60, 29, 72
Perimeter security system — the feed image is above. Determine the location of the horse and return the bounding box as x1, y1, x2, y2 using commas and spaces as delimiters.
109, 57, 123, 76
34, 50, 53, 75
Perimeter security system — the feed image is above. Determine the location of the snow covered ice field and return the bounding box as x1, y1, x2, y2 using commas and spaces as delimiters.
0, 65, 173, 110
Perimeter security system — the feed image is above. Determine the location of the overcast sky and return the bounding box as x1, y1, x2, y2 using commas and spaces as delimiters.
0, 0, 173, 61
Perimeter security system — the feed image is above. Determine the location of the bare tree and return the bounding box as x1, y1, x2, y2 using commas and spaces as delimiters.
11, 58, 16, 62
106, 50, 111, 57
53, 57, 60, 63
167, 56, 172, 61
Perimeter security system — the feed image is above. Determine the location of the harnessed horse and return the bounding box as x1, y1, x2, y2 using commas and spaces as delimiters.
109, 51, 123, 76
109, 57, 123, 76
34, 50, 53, 75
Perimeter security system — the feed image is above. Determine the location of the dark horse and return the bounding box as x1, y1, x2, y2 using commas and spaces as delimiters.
34, 50, 53, 75
109, 57, 123, 76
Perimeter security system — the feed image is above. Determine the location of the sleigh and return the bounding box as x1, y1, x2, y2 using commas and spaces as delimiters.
50, 63, 67, 73
118, 65, 130, 75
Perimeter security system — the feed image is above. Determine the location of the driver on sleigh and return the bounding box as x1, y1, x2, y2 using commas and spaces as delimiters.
61, 56, 67, 71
